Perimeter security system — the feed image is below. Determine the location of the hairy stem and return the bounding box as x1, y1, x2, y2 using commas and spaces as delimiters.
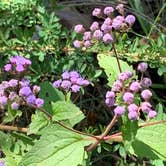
86, 115, 118, 152
0, 124, 28, 133
112, 43, 122, 73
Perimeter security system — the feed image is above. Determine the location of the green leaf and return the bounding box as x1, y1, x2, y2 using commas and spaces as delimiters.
39, 81, 65, 114
132, 123, 166, 160
19, 124, 94, 166
28, 111, 50, 135
97, 54, 134, 87
122, 115, 139, 154
52, 101, 85, 127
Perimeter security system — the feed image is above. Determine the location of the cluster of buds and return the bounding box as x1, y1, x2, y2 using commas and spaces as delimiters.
53, 71, 90, 93
73, 4, 136, 48
4, 56, 31, 73
0, 56, 44, 110
105, 62, 156, 120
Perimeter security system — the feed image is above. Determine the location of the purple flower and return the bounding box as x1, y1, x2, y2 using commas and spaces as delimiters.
16, 64, 24, 72
19, 87, 32, 97
148, 110, 157, 118
82, 79, 90, 86
93, 30, 103, 40
141, 89, 152, 100
71, 85, 80, 93
0, 161, 5, 166
128, 103, 138, 112
137, 62, 148, 72
70, 71, 80, 78
141, 102, 152, 113
106, 91, 115, 98
73, 40, 82, 48
4, 64, 12, 72
84, 40, 91, 48
101, 24, 112, 33
33, 85, 40, 94
11, 102, 19, 110
61, 80, 71, 90
118, 72, 130, 81
70, 77, 77, 84
62, 71, 70, 79
26, 95, 36, 105
141, 77, 152, 87
0, 96, 8, 106
104, 17, 112, 25
92, 8, 101, 17
74, 24, 85, 33
76, 78, 84, 86
125, 71, 133, 78
112, 80, 123, 92
83, 31, 91, 40
8, 79, 18, 87
129, 81, 141, 92
123, 92, 134, 104
20, 78, 30, 87
112, 19, 123, 29
35, 98, 44, 107
90, 22, 99, 31
53, 79, 62, 88
105, 98, 115, 107
104, 7, 114, 16
125, 15, 136, 25
1, 81, 9, 89
103, 33, 113, 44
128, 111, 138, 120
114, 106, 125, 115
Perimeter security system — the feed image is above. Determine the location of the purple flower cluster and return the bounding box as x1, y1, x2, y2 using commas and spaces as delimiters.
0, 56, 44, 110
0, 78, 44, 109
73, 4, 136, 48
105, 62, 157, 120
53, 71, 90, 93
4, 56, 31, 73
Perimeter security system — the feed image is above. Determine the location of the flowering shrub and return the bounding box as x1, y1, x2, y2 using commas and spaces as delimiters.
0, 2, 165, 166
0, 56, 44, 111
53, 71, 90, 93
73, 4, 135, 48
105, 63, 156, 120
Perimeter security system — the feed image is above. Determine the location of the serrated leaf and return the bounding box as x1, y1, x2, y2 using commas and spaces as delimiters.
52, 101, 85, 127
39, 81, 65, 114
28, 111, 49, 135
19, 124, 94, 166
97, 54, 134, 87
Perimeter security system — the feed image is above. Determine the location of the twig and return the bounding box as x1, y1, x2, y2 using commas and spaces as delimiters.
86, 115, 118, 152
0, 124, 28, 133
112, 43, 122, 73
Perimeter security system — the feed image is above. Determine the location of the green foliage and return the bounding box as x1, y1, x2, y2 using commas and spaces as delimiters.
39, 81, 65, 114
97, 53, 134, 87
19, 124, 94, 166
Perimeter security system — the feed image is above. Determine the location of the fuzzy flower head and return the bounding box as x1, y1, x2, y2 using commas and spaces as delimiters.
90, 22, 99, 31
141, 77, 152, 87
130, 81, 141, 92
114, 106, 125, 116
74, 24, 85, 33
148, 110, 157, 118
53, 71, 89, 93
137, 62, 148, 72
141, 89, 152, 100
103, 33, 113, 44
125, 15, 136, 25
92, 8, 102, 17
93, 30, 103, 40
73, 40, 82, 48
104, 6, 114, 16
4, 56, 31, 73
123, 92, 134, 104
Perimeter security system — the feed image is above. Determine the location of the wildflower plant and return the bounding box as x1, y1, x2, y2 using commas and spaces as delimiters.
1, 56, 44, 114
0, 3, 166, 166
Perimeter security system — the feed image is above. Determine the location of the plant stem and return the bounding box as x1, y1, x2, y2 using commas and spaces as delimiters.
86, 115, 118, 152
0, 124, 28, 133
112, 43, 122, 73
